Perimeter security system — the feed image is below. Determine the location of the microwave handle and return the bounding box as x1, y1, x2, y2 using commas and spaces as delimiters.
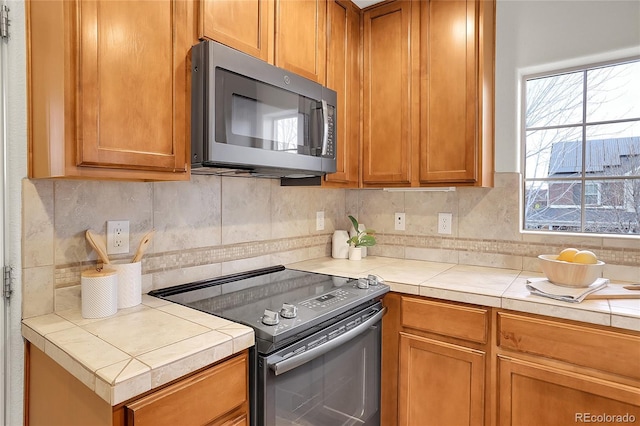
321, 100, 329, 156
267, 306, 386, 376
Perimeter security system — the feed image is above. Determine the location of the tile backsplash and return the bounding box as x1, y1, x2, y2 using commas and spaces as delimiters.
22, 172, 640, 318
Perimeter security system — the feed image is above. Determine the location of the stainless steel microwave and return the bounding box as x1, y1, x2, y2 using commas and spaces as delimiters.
190, 41, 337, 180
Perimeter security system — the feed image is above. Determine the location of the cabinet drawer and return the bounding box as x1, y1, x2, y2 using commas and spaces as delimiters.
498, 312, 640, 380
125, 352, 248, 426
401, 296, 488, 344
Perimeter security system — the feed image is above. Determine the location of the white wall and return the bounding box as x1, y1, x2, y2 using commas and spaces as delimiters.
494, 0, 640, 173
6, 0, 26, 424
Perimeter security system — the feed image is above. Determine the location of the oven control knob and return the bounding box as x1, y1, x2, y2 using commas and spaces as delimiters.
280, 303, 298, 319
357, 277, 370, 289
262, 309, 280, 326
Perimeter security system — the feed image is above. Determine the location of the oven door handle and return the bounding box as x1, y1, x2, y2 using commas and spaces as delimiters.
268, 306, 386, 376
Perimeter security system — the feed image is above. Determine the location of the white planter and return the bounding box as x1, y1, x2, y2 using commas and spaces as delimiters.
348, 247, 363, 261
349, 224, 368, 257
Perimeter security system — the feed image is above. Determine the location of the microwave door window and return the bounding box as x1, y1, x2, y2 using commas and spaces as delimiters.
219, 69, 317, 156
231, 94, 304, 152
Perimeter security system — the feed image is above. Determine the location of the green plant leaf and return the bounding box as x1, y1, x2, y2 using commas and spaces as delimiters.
348, 215, 359, 232
358, 235, 377, 247
347, 236, 359, 246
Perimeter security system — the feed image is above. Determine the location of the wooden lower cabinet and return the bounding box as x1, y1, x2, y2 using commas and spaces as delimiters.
383, 293, 490, 426
498, 356, 640, 426
382, 293, 640, 426
26, 343, 249, 426
496, 311, 640, 426
122, 351, 249, 425
399, 332, 485, 426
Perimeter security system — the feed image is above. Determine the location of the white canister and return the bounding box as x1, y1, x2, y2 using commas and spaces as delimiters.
81, 269, 118, 319
332, 230, 350, 259
349, 223, 367, 258
111, 261, 142, 309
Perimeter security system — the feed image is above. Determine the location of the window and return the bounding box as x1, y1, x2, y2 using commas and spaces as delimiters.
522, 58, 640, 235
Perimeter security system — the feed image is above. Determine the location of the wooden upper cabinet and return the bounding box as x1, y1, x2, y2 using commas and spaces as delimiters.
323, 0, 360, 187
198, 0, 274, 62
27, 0, 193, 180
362, 1, 416, 186
275, 0, 327, 83
419, 0, 495, 186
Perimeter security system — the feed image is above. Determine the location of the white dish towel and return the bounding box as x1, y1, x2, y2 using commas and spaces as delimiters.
526, 278, 609, 303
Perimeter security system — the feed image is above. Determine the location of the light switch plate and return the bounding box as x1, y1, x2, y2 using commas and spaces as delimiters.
395, 213, 406, 231
316, 211, 325, 231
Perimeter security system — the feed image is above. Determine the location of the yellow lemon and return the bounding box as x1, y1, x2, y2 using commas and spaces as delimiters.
557, 247, 578, 262
573, 250, 598, 264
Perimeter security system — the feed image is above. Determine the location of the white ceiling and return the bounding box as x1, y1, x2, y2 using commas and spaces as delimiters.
352, 0, 385, 9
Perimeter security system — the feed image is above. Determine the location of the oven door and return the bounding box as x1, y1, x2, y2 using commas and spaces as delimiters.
258, 303, 385, 426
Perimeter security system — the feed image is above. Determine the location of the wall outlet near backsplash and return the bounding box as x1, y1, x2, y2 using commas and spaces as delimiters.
107, 220, 130, 254
438, 213, 452, 235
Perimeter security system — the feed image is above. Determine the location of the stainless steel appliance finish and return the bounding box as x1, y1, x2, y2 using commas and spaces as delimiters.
149, 266, 388, 426
191, 41, 337, 180
260, 303, 383, 425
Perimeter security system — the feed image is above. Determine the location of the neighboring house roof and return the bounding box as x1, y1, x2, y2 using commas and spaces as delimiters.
548, 136, 640, 175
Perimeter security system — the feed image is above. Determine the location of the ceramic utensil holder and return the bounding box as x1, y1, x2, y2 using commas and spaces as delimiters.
81, 269, 118, 319
332, 230, 350, 259
111, 261, 142, 309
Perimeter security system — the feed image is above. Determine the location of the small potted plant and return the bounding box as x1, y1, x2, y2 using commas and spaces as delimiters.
346, 215, 376, 260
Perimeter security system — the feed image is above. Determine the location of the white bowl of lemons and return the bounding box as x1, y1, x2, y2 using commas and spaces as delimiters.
538, 248, 605, 288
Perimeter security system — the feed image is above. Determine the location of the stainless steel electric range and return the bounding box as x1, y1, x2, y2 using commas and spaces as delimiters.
149, 265, 389, 426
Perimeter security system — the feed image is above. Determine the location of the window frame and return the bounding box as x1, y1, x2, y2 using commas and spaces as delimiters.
520, 56, 640, 238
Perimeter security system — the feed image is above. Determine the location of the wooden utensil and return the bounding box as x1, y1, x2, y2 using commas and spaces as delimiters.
86, 230, 110, 265
132, 229, 155, 263
585, 285, 640, 300
623, 285, 640, 291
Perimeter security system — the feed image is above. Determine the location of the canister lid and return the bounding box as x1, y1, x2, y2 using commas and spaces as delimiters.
82, 268, 117, 278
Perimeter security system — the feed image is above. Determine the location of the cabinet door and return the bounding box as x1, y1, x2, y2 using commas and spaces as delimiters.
275, 0, 326, 83
398, 332, 485, 426
498, 356, 640, 426
362, 1, 414, 186
419, 0, 494, 186
77, 0, 190, 173
199, 0, 274, 62
324, 0, 360, 187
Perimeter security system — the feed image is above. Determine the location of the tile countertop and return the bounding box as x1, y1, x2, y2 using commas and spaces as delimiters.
21, 256, 639, 408
286, 256, 640, 332
21, 294, 254, 407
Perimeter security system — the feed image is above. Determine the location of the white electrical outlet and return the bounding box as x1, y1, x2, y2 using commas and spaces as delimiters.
107, 220, 130, 255
316, 211, 325, 231
438, 213, 452, 235
395, 212, 406, 231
